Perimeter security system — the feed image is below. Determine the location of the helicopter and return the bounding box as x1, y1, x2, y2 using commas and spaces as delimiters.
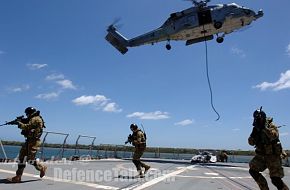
105, 0, 264, 54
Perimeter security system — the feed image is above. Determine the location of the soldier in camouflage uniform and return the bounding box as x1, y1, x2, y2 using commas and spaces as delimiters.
129, 124, 150, 178
7, 107, 47, 183
248, 108, 289, 190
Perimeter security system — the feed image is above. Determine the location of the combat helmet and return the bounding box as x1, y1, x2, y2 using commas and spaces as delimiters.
252, 107, 267, 127
253, 107, 266, 120
130, 123, 138, 130
25, 107, 37, 116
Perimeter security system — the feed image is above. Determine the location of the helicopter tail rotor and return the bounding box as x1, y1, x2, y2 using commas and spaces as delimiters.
110, 17, 123, 30
105, 22, 129, 54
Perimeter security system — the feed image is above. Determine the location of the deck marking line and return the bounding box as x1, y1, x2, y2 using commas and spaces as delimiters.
205, 172, 219, 176
0, 169, 119, 190
130, 165, 195, 190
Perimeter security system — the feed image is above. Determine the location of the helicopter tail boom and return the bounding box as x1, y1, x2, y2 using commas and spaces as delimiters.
105, 25, 129, 54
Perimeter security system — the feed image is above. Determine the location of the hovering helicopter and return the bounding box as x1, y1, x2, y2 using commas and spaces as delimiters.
105, 0, 263, 54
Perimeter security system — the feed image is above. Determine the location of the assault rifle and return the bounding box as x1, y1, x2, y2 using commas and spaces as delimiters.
125, 134, 133, 144
125, 124, 147, 144
0, 115, 26, 127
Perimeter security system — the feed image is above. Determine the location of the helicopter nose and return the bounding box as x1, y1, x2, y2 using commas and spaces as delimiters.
255, 9, 264, 19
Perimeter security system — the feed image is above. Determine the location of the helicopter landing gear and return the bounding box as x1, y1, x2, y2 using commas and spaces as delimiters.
216, 36, 224, 43
166, 41, 171, 50
214, 21, 222, 29
216, 33, 225, 43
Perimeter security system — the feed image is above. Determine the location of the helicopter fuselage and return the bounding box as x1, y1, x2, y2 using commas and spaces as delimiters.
105, 2, 263, 54
128, 3, 262, 46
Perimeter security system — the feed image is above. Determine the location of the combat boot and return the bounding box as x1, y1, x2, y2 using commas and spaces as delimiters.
40, 165, 47, 178
144, 165, 151, 174
282, 183, 289, 190
6, 175, 21, 183
137, 170, 144, 178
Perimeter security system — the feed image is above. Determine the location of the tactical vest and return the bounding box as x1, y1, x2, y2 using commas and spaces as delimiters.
255, 118, 282, 155
132, 129, 146, 148
23, 113, 45, 140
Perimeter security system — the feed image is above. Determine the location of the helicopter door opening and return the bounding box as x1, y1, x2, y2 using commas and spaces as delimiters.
198, 10, 212, 25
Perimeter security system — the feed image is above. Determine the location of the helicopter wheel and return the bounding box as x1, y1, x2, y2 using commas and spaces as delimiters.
216, 37, 224, 43
166, 44, 171, 50
214, 21, 222, 29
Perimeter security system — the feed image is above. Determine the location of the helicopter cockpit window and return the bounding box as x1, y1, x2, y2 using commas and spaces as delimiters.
163, 11, 183, 26
170, 12, 183, 20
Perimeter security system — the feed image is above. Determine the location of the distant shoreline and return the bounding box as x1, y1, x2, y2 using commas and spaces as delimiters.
1, 140, 258, 156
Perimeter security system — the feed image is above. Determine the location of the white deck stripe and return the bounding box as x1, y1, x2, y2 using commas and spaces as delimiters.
0, 169, 119, 190
129, 165, 195, 190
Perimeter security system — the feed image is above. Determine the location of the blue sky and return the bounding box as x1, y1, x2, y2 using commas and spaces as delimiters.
0, 0, 289, 150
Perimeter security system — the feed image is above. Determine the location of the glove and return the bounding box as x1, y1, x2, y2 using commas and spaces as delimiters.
281, 150, 288, 160
248, 137, 255, 146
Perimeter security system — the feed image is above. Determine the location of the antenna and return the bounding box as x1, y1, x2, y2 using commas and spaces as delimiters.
141, 124, 146, 133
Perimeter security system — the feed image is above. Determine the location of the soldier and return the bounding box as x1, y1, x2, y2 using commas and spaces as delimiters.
219, 150, 228, 162
128, 123, 150, 178
7, 107, 47, 183
248, 107, 289, 190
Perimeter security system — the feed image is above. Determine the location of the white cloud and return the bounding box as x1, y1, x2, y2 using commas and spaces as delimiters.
0, 50, 5, 55
72, 95, 109, 106
9, 85, 30, 92
35, 92, 59, 100
45, 74, 76, 90
56, 79, 76, 90
46, 74, 65, 81
174, 119, 194, 126
103, 102, 122, 113
230, 47, 246, 58
72, 95, 122, 113
286, 43, 290, 56
253, 70, 290, 91
127, 111, 170, 120
232, 128, 240, 132
27, 63, 48, 70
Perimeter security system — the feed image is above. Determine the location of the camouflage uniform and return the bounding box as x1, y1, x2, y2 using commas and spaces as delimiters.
219, 151, 228, 162
248, 117, 289, 190
131, 129, 150, 177
7, 110, 47, 182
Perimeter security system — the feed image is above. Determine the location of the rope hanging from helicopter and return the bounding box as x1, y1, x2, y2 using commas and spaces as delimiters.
202, 24, 220, 121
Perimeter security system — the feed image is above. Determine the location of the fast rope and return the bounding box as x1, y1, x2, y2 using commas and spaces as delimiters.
202, 25, 220, 121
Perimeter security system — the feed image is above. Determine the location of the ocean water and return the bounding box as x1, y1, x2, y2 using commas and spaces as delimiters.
0, 145, 253, 163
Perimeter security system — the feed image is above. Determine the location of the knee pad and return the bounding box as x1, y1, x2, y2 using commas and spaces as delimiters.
249, 169, 261, 181
270, 177, 284, 189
